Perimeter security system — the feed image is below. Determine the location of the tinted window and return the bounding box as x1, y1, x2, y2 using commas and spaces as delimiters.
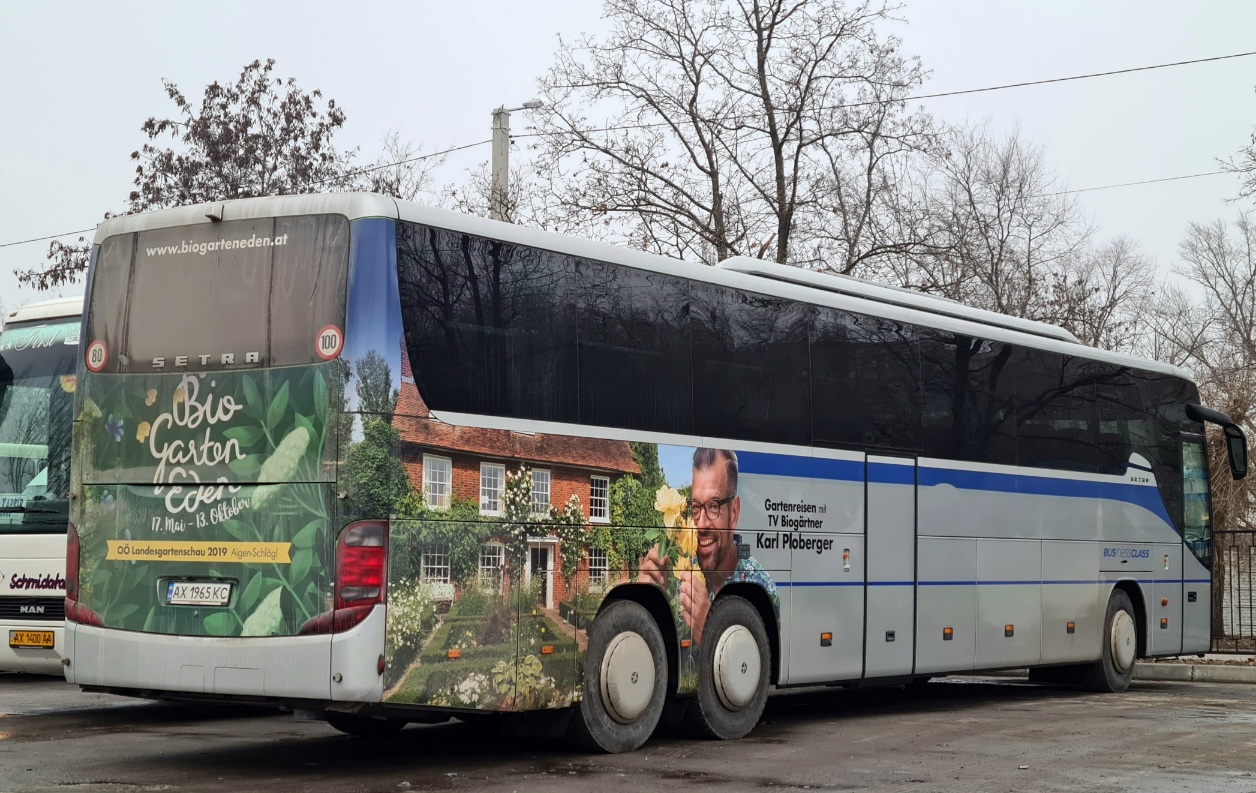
922, 332, 1015, 464
690, 284, 810, 444
397, 224, 579, 423
88, 215, 350, 372
1139, 374, 1199, 530
1013, 350, 1099, 471
811, 308, 920, 450
574, 261, 692, 434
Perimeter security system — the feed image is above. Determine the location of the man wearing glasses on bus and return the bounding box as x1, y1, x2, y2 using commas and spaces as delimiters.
639, 448, 779, 645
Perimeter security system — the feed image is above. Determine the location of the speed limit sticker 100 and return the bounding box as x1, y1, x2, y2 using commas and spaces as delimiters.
316, 325, 343, 361
85, 340, 108, 372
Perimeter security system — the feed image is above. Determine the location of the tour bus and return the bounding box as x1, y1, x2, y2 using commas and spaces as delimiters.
64, 194, 1245, 752
1, 295, 82, 674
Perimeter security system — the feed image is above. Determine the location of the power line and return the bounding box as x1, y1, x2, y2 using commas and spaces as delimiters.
1, 139, 495, 250
1039, 170, 1229, 197
0, 228, 95, 250
907, 50, 1256, 104
519, 51, 1256, 138
3, 51, 1253, 250
305, 138, 491, 187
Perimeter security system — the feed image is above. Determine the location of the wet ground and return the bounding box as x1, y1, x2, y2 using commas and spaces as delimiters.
1, 672, 1255, 792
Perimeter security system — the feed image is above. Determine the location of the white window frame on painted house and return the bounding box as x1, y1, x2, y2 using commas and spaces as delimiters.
480, 462, 505, 516
531, 468, 551, 516
420, 542, 450, 585
588, 546, 609, 588
422, 454, 451, 510
589, 475, 610, 523
478, 542, 503, 592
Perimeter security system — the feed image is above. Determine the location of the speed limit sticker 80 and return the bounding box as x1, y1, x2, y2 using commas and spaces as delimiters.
316, 325, 344, 361
85, 340, 108, 372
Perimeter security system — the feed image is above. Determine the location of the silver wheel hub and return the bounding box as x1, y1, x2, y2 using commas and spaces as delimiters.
1110, 610, 1136, 673
600, 631, 655, 724
713, 625, 761, 711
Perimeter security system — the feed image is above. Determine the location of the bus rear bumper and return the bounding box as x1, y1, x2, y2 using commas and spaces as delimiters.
0, 624, 65, 676
63, 606, 385, 705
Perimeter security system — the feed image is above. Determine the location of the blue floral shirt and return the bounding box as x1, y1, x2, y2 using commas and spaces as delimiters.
710, 546, 780, 617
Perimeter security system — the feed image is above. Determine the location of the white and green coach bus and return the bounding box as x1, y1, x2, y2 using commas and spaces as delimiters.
64, 194, 1245, 752
1, 295, 82, 674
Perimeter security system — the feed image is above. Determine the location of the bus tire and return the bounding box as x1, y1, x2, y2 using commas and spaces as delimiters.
568, 599, 668, 753
1086, 588, 1137, 693
684, 595, 770, 740
324, 713, 406, 737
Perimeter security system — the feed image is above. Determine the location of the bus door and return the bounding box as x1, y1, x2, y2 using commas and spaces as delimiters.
864, 455, 917, 678
1181, 433, 1212, 653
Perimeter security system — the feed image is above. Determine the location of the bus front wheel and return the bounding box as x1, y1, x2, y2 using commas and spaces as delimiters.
1086, 588, 1138, 693
684, 595, 770, 740
568, 599, 668, 753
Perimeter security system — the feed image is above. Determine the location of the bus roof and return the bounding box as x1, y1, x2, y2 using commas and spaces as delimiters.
91, 192, 1195, 384
6, 295, 83, 324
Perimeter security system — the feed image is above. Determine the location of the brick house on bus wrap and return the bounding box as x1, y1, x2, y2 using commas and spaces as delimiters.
391, 350, 640, 609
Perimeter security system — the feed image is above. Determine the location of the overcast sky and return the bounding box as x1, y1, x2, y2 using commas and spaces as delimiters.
2, 0, 1254, 317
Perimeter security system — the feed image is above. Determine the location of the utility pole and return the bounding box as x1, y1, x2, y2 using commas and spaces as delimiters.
490, 99, 543, 223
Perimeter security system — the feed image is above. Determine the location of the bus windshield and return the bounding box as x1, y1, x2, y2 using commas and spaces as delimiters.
0, 319, 78, 533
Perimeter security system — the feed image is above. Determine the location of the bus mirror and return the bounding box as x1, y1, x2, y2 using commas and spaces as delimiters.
1225, 425, 1247, 481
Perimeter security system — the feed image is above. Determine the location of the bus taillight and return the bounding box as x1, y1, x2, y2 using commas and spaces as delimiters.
64, 521, 103, 627
298, 521, 387, 636
336, 521, 387, 609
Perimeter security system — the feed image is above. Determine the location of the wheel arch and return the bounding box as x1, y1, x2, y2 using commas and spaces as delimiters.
718, 582, 781, 685
600, 583, 679, 696
1111, 580, 1148, 658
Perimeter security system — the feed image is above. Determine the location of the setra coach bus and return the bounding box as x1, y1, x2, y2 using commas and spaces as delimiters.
64, 194, 1245, 752
1, 295, 82, 674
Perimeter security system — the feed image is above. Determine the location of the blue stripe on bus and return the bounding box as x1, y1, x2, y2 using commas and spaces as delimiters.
916, 467, 1175, 527
736, 452, 1174, 528
737, 452, 864, 481
775, 579, 1207, 588
868, 462, 916, 485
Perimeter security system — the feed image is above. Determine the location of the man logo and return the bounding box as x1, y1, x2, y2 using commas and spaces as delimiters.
19, 605, 45, 615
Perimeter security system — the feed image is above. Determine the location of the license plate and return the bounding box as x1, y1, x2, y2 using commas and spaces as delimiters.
166, 581, 232, 606
9, 630, 54, 649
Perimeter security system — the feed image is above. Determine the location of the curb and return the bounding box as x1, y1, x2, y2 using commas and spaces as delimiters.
1135, 662, 1256, 684
974, 663, 1256, 685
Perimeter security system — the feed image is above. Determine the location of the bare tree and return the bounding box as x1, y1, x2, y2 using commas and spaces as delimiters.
350, 130, 445, 202
1221, 87, 1256, 202
1152, 216, 1256, 530
532, 0, 934, 266
1043, 236, 1155, 352
909, 124, 1093, 318
16, 60, 432, 291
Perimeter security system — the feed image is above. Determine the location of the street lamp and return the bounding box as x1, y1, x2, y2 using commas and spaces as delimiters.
490, 99, 544, 222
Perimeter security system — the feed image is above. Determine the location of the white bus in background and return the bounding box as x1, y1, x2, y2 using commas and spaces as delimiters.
0, 296, 82, 674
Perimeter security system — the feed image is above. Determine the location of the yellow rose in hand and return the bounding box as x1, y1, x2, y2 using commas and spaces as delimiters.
655, 485, 687, 528
669, 523, 698, 559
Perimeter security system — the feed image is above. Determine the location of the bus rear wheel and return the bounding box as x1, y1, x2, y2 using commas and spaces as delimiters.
684, 595, 770, 740
1086, 588, 1138, 693
568, 599, 668, 753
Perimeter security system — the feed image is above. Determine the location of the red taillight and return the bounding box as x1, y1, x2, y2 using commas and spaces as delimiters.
336, 522, 387, 609
64, 521, 103, 626
298, 521, 387, 636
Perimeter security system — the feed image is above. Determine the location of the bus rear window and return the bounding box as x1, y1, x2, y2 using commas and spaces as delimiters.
87, 215, 349, 372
